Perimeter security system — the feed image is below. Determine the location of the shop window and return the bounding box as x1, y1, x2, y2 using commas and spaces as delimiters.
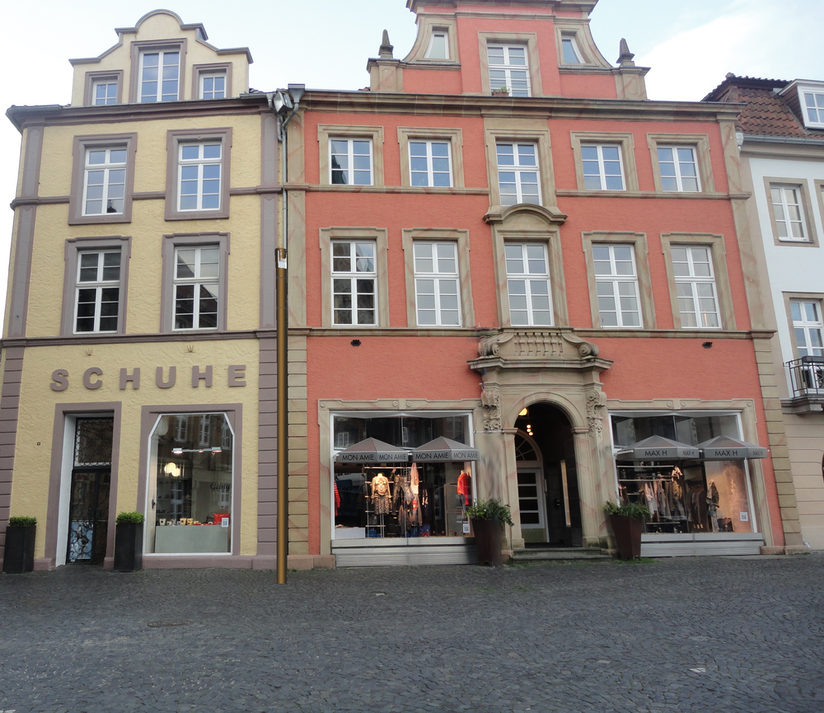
612, 412, 756, 535
332, 413, 474, 540
146, 413, 233, 554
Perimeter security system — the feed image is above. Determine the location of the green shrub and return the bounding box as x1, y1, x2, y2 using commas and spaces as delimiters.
8, 516, 36, 528
116, 511, 145, 525
603, 501, 650, 521
466, 498, 514, 526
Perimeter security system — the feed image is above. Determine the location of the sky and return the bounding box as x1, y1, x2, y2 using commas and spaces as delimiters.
0, 0, 820, 323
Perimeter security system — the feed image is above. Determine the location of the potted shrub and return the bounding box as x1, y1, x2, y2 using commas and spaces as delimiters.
3, 516, 37, 573
603, 501, 650, 560
114, 511, 144, 572
466, 499, 513, 566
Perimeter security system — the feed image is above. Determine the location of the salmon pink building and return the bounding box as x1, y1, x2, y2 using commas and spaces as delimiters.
281, 0, 804, 565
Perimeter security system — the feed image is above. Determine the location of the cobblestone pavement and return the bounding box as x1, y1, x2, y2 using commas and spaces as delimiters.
1, 554, 822, 713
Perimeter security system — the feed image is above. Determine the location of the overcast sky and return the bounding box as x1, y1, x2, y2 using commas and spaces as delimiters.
0, 0, 820, 323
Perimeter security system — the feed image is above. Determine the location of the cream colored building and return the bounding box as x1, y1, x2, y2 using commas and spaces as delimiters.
0, 11, 285, 569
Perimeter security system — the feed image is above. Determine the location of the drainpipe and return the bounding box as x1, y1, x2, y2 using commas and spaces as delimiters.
267, 84, 304, 584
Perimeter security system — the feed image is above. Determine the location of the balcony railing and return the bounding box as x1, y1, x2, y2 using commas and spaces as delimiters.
786, 355, 824, 398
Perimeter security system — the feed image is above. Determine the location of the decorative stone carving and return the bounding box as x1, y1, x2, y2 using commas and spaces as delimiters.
478, 332, 515, 357
586, 390, 607, 435
480, 383, 502, 431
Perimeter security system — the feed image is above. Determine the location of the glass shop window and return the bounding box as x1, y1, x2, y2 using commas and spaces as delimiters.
612, 414, 755, 535
332, 414, 474, 540
147, 413, 233, 554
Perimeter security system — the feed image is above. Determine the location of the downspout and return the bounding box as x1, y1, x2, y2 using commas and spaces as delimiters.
267, 84, 304, 584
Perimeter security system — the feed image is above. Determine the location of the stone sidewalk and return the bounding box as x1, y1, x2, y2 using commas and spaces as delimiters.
1, 555, 822, 713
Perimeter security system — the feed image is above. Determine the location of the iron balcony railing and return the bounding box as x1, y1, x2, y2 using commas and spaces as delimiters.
786, 355, 824, 398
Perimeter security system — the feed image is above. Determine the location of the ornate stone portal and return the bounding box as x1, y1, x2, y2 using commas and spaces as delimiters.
469, 329, 613, 549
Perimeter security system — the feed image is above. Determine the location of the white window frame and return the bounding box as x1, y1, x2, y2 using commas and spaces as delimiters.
505, 242, 553, 327
801, 88, 824, 129
560, 35, 583, 64
770, 183, 809, 242
199, 71, 227, 99
657, 145, 701, 192
671, 245, 720, 329
413, 241, 461, 327
592, 244, 642, 328
790, 299, 824, 358
329, 137, 373, 186
139, 48, 180, 103
581, 144, 625, 191
496, 142, 541, 205
177, 141, 223, 213
331, 240, 378, 326
82, 146, 127, 217
426, 30, 449, 60
487, 43, 530, 97
92, 78, 118, 105
74, 249, 121, 334
409, 139, 453, 187
173, 245, 220, 331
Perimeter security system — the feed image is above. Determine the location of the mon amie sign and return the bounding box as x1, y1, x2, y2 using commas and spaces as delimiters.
50, 364, 247, 392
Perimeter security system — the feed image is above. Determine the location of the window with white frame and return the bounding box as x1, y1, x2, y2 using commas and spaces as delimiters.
330, 138, 372, 185
92, 78, 118, 105
83, 146, 127, 216
199, 71, 226, 99
801, 88, 824, 128
791, 299, 824, 358
581, 144, 625, 190
560, 35, 583, 64
592, 244, 641, 327
74, 249, 121, 333
178, 141, 222, 212
770, 183, 808, 242
332, 240, 377, 326
426, 30, 449, 59
413, 241, 461, 326
657, 146, 700, 192
409, 140, 452, 187
487, 43, 530, 96
139, 49, 180, 102
505, 243, 552, 326
173, 245, 219, 330
671, 245, 720, 328
496, 142, 540, 205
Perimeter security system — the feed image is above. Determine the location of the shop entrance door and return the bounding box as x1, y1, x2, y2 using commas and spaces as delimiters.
66, 417, 113, 565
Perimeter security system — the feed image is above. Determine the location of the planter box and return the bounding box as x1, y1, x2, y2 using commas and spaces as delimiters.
608, 514, 642, 560
114, 522, 143, 571
471, 518, 504, 566
3, 525, 36, 573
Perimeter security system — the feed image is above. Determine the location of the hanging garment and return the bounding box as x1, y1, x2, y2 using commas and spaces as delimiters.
371, 473, 392, 515
410, 462, 420, 497
457, 470, 472, 506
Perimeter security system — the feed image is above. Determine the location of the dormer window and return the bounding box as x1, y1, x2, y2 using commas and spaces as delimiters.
487, 44, 530, 97
801, 87, 824, 128
561, 35, 583, 64
139, 48, 180, 102
426, 30, 449, 60
199, 71, 226, 99
92, 77, 119, 105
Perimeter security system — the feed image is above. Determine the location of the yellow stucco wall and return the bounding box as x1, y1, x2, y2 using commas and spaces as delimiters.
24, 113, 263, 338
10, 339, 261, 559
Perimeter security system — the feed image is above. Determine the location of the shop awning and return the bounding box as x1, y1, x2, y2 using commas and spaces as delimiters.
698, 435, 768, 460
335, 437, 411, 464
412, 437, 480, 462
616, 435, 700, 461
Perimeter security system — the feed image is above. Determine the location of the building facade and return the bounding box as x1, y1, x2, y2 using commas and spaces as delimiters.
0, 2, 806, 571
285, 0, 802, 565
0, 10, 284, 569
705, 74, 824, 549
